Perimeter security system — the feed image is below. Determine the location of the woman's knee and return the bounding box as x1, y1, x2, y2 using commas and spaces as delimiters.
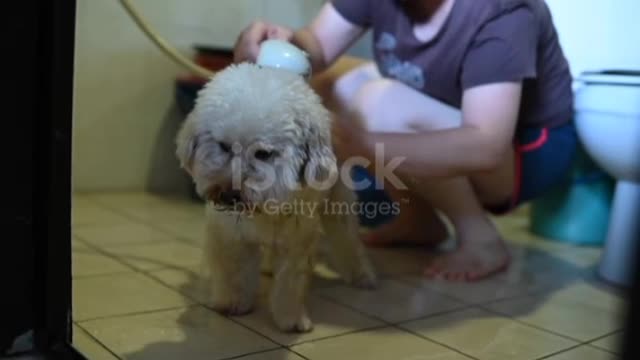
353, 79, 464, 132
332, 63, 380, 109
352, 79, 413, 132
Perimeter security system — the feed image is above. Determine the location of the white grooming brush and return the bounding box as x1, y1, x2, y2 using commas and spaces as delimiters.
256, 39, 312, 79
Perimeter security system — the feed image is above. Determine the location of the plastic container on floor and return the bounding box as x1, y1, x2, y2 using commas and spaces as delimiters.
530, 145, 614, 246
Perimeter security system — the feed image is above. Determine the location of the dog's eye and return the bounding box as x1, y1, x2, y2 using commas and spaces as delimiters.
219, 142, 231, 153
254, 149, 275, 161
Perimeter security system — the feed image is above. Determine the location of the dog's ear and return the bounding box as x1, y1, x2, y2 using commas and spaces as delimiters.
300, 109, 339, 190
175, 113, 200, 176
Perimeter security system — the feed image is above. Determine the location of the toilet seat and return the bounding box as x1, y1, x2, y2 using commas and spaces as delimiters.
575, 70, 640, 116
577, 70, 640, 86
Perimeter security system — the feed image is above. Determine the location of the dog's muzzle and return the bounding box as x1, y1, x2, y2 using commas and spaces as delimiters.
206, 186, 256, 214
207, 185, 242, 206
217, 189, 243, 207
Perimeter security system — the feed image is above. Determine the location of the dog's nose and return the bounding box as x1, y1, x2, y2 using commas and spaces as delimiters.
218, 190, 243, 206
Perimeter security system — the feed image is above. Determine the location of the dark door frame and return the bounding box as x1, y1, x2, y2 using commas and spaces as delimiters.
3, 0, 84, 358
33, 0, 78, 355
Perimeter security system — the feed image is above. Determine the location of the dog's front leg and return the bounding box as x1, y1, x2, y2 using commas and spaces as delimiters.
269, 221, 317, 333
322, 182, 378, 289
205, 217, 260, 316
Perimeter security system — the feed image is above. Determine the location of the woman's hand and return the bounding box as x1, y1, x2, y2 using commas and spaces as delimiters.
233, 21, 294, 63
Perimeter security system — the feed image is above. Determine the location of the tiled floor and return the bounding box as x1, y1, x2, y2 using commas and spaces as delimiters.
72, 191, 628, 360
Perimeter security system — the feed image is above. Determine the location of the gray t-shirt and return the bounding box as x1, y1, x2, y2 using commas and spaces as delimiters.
332, 0, 574, 129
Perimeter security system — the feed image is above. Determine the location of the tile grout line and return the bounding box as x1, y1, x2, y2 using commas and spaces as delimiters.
288, 324, 391, 347
75, 193, 206, 248
312, 291, 398, 325
84, 196, 206, 246
392, 325, 480, 360
217, 347, 290, 360
76, 305, 196, 324
73, 233, 177, 274
287, 348, 312, 360
584, 329, 624, 344
198, 303, 289, 349
584, 344, 622, 357
313, 276, 474, 326
470, 286, 561, 307
392, 274, 573, 309
391, 276, 534, 306
582, 330, 625, 356
74, 232, 207, 277
218, 347, 313, 360
391, 305, 482, 327
475, 303, 607, 344
311, 285, 490, 350
87, 253, 200, 273
72, 270, 138, 280
73, 237, 164, 280
73, 322, 125, 360
394, 303, 588, 360
534, 343, 591, 360
76, 193, 200, 212
72, 194, 185, 228
73, 232, 198, 250
75, 221, 203, 250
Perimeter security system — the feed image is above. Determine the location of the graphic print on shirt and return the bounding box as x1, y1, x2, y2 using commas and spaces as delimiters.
375, 32, 425, 90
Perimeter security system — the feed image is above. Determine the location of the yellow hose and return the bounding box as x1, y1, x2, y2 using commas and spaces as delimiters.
118, 0, 215, 78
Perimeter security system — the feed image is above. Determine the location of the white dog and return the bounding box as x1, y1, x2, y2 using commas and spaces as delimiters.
175, 63, 377, 332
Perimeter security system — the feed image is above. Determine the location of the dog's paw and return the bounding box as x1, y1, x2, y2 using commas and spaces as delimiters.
273, 312, 314, 333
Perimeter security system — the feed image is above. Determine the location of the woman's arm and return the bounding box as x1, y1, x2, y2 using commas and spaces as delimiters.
292, 3, 367, 73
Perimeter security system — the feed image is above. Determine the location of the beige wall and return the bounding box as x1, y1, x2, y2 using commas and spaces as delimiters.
545, 0, 640, 77
73, 0, 371, 194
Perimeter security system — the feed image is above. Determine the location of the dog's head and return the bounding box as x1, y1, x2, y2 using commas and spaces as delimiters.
176, 63, 337, 212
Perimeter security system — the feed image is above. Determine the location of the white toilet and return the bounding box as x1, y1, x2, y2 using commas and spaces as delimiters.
574, 70, 640, 287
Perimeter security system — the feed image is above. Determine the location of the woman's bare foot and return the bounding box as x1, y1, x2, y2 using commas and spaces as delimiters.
424, 219, 510, 281
363, 198, 449, 248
